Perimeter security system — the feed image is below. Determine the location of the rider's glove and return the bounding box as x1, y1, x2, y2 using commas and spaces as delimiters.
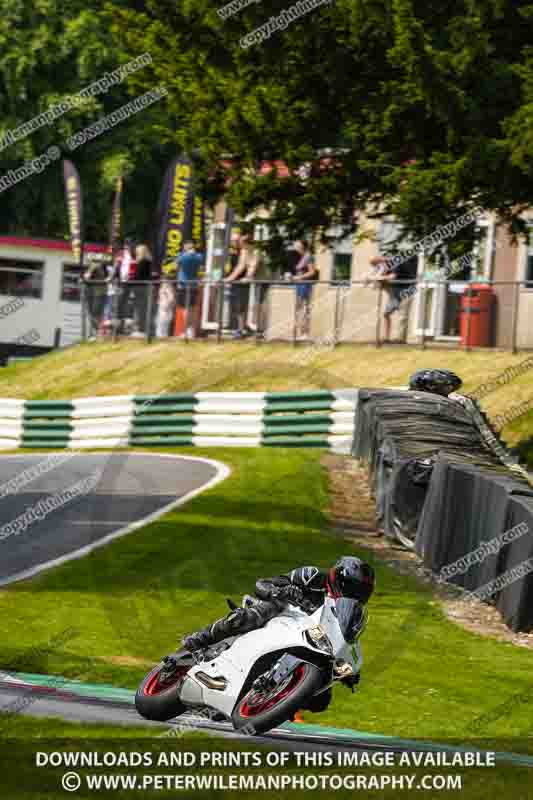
268, 584, 302, 606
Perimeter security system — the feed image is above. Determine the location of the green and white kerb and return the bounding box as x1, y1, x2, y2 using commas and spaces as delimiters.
0, 390, 358, 452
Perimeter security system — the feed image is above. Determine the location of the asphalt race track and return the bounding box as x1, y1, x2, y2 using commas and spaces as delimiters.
0, 678, 402, 755
0, 453, 229, 586
0, 679, 386, 758
1, 677, 532, 766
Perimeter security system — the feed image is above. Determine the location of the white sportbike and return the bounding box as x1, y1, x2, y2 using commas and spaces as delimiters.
135, 593, 368, 734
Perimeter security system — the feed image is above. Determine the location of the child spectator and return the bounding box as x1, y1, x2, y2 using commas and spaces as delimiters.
156, 275, 176, 338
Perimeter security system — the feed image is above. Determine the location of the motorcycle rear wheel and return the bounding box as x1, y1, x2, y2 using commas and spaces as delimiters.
232, 661, 323, 735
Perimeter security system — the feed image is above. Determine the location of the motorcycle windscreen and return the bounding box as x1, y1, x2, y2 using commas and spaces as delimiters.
335, 598, 368, 643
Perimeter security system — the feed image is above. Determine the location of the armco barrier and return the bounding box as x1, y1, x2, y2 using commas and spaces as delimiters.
0, 390, 358, 451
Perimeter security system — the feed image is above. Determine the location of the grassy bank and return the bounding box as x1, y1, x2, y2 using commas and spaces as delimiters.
0, 447, 532, 746
3, 339, 533, 448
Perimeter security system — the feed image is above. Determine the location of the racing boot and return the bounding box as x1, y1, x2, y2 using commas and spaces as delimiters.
183, 607, 251, 653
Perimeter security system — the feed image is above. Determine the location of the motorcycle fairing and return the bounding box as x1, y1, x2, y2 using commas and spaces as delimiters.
181, 596, 363, 719
180, 604, 326, 717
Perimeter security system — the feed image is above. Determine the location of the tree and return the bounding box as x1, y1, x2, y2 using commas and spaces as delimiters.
109, 0, 533, 253
0, 0, 174, 241
2, 0, 533, 255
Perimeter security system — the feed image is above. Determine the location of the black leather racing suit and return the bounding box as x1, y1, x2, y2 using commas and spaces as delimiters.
183, 566, 329, 652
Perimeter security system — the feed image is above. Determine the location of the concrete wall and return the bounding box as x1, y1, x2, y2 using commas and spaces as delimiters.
492, 226, 519, 349
516, 215, 533, 349
265, 210, 419, 343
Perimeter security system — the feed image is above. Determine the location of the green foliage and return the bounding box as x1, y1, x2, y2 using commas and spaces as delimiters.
1, 0, 533, 248
0, 0, 174, 241
106, 0, 533, 246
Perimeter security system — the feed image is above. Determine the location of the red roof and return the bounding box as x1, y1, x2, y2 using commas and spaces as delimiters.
0, 236, 107, 253
257, 160, 291, 178
217, 158, 339, 187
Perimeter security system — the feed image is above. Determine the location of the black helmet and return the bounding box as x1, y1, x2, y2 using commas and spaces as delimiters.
329, 556, 375, 603
408, 368, 462, 397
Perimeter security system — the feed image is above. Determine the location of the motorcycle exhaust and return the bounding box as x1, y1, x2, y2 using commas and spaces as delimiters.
195, 672, 228, 691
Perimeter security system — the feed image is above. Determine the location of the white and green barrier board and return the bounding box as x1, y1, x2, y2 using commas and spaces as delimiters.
0, 390, 358, 452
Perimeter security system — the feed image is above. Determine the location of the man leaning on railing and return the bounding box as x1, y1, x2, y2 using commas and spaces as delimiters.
224, 231, 270, 339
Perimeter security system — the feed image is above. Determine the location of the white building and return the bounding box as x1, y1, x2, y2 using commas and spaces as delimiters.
0, 236, 106, 358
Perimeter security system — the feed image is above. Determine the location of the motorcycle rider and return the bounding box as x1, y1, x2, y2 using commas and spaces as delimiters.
183, 555, 375, 656
183, 557, 374, 712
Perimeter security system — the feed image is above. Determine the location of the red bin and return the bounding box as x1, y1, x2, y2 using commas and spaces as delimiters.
459, 284, 494, 347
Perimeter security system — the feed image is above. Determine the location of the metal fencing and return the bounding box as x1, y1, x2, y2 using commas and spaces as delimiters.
79, 277, 533, 352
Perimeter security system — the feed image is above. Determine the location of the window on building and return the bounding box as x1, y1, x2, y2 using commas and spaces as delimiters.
61, 263, 82, 302
0, 258, 44, 298
470, 222, 489, 278
422, 218, 492, 281
525, 224, 533, 288
331, 252, 352, 283
329, 230, 354, 284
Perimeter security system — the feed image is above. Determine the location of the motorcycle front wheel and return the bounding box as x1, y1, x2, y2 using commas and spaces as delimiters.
232, 661, 323, 735
135, 656, 191, 722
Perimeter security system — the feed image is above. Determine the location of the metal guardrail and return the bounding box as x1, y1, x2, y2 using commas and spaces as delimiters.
79, 277, 533, 352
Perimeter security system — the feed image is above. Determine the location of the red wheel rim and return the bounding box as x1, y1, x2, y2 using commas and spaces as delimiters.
143, 665, 189, 696
239, 664, 306, 718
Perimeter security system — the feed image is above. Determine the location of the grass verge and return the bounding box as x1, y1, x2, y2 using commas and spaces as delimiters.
0, 716, 531, 799
0, 340, 532, 441
0, 447, 532, 747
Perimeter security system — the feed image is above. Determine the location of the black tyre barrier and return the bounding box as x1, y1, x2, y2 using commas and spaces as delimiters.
352, 389, 505, 547
352, 388, 533, 632
416, 456, 533, 632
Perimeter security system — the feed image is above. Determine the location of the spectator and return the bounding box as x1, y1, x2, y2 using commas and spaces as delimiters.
371, 254, 417, 344
247, 237, 271, 339
132, 243, 153, 337
176, 240, 204, 339
225, 231, 264, 339
155, 276, 176, 338
284, 246, 301, 281
116, 238, 137, 333
226, 233, 242, 330
83, 254, 107, 339
364, 255, 388, 288
228, 233, 241, 272
102, 257, 120, 335
375, 216, 418, 343
293, 239, 318, 340
367, 255, 397, 343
